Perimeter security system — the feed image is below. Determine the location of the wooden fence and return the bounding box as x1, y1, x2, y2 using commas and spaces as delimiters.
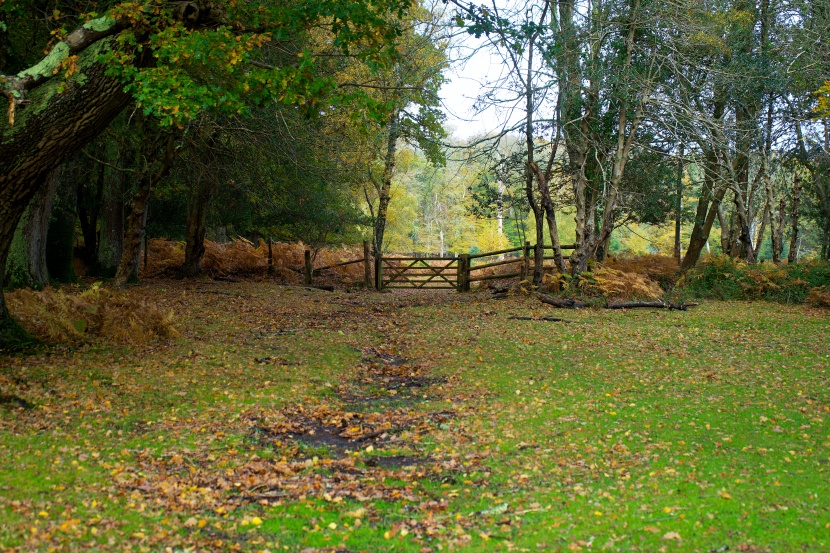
457, 241, 575, 292
301, 240, 575, 292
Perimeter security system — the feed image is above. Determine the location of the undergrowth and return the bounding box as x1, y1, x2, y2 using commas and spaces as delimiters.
142, 238, 366, 283
5, 284, 177, 343
682, 255, 830, 304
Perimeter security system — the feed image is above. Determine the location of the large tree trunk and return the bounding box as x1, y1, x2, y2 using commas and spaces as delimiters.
373, 110, 400, 254
674, 148, 684, 264
1, 32, 131, 302
530, 163, 567, 273
753, 161, 772, 261
732, 188, 756, 263
4, 168, 62, 288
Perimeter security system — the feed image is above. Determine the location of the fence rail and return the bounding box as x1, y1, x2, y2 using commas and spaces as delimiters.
299, 240, 577, 292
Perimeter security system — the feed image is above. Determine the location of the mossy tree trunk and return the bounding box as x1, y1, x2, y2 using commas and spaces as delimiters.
0, 32, 132, 346
4, 167, 62, 289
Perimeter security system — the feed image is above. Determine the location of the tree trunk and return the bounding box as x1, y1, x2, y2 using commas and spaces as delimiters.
97, 145, 128, 277
753, 162, 772, 261
77, 150, 106, 265
674, 148, 683, 264
47, 167, 79, 283
373, 110, 399, 254
681, 185, 727, 272
788, 172, 801, 263
732, 189, 756, 263
182, 129, 222, 277
530, 163, 567, 273
183, 178, 213, 277
772, 197, 786, 263
4, 168, 62, 288
0, 33, 132, 302
680, 97, 726, 272
114, 132, 176, 287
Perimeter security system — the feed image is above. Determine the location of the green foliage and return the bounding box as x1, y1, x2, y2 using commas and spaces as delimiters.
95, 0, 414, 126
682, 255, 830, 303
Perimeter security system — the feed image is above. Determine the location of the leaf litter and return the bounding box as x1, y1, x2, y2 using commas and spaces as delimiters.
1, 280, 829, 552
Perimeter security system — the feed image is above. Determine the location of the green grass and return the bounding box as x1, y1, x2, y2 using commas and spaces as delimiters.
1, 281, 828, 552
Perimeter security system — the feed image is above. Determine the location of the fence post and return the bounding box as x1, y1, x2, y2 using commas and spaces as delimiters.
457, 254, 468, 292
374, 252, 383, 290
520, 240, 530, 281
363, 241, 372, 289
304, 249, 312, 285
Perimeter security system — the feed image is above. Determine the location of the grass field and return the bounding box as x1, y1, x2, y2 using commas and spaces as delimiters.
1, 280, 829, 552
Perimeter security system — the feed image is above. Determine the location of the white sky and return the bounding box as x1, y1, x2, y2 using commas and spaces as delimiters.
438, 34, 522, 141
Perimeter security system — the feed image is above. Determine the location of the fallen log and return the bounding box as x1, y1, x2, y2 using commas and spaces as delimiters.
536, 293, 590, 308
508, 316, 570, 322
606, 301, 698, 310
537, 292, 698, 311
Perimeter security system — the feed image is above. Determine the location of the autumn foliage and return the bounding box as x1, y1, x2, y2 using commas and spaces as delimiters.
5, 284, 176, 343
141, 238, 366, 282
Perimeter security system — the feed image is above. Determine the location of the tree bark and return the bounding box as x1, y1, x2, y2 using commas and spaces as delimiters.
530, 162, 567, 273
753, 162, 772, 261
97, 143, 129, 277
373, 110, 400, 254
4, 167, 62, 288
674, 147, 683, 264
1, 34, 131, 291
182, 127, 222, 276
183, 177, 213, 277
772, 197, 786, 263
114, 132, 176, 286
788, 172, 801, 263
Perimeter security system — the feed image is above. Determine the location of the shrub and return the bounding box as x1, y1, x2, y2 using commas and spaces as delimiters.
574, 267, 664, 301
604, 254, 680, 290
806, 287, 830, 309
681, 255, 830, 303
6, 284, 177, 344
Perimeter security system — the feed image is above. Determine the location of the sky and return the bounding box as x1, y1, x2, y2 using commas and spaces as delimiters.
438, 33, 522, 141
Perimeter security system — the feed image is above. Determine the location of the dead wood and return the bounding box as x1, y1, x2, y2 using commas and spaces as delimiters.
536, 293, 590, 308
507, 316, 570, 322
606, 301, 698, 310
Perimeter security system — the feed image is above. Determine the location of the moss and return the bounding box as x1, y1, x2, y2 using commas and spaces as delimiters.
16, 43, 70, 80
4, 209, 35, 290
83, 16, 117, 33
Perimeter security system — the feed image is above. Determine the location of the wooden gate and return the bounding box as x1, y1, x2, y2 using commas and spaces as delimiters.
377, 256, 458, 290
